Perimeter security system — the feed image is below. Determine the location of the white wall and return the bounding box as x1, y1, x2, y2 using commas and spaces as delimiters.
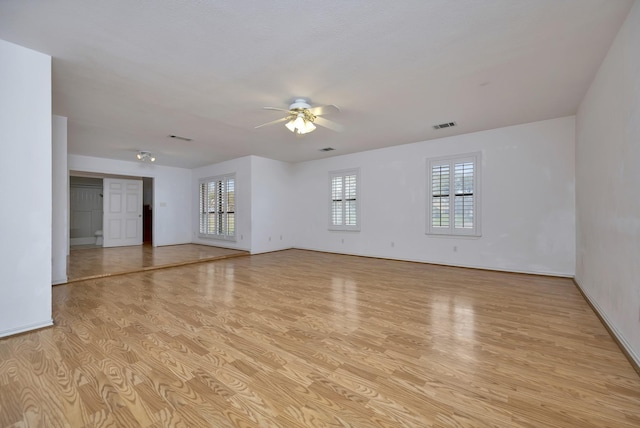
293, 117, 576, 276
575, 0, 640, 365
192, 155, 252, 251
52, 115, 68, 284
0, 39, 53, 337
250, 156, 295, 254
67, 155, 192, 246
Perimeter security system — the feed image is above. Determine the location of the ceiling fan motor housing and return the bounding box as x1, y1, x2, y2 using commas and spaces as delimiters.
289, 99, 311, 110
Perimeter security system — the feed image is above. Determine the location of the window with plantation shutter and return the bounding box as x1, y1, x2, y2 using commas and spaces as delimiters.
199, 174, 235, 240
329, 169, 360, 231
427, 153, 481, 236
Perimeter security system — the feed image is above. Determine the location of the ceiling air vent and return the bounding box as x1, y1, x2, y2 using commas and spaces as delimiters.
319, 147, 335, 152
169, 134, 193, 142
433, 122, 457, 130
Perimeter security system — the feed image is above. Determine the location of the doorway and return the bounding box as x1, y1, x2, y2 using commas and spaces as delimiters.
69, 176, 103, 247
69, 172, 154, 249
143, 177, 153, 243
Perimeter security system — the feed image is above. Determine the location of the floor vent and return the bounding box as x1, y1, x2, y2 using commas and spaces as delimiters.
433, 122, 457, 130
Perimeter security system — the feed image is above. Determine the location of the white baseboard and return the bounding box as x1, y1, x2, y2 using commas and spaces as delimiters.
575, 280, 640, 372
0, 319, 53, 338
191, 240, 251, 252
70, 237, 95, 246
293, 246, 573, 277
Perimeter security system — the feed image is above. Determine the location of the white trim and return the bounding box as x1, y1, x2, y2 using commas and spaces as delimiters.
0, 319, 53, 338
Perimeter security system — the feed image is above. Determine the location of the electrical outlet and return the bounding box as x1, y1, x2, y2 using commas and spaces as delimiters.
341, 238, 344, 244
268, 236, 271, 242
280, 235, 283, 240
453, 246, 458, 252
391, 241, 395, 248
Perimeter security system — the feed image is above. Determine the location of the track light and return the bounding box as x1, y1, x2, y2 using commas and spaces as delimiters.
136, 151, 156, 162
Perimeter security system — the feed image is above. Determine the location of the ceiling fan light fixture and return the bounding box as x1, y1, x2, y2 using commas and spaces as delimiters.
285, 112, 316, 134
136, 150, 156, 162
293, 114, 306, 131
257, 98, 340, 135
305, 121, 316, 133
285, 120, 296, 133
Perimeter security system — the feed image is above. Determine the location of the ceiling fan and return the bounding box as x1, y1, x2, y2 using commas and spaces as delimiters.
255, 98, 343, 134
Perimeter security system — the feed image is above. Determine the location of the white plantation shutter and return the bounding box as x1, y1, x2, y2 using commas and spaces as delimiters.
330, 169, 360, 231
226, 178, 235, 236
344, 174, 357, 226
431, 164, 450, 228
199, 182, 207, 233
427, 153, 480, 236
199, 174, 236, 240
331, 175, 343, 226
454, 162, 474, 229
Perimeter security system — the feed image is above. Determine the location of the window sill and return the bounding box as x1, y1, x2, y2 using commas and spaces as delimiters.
198, 235, 237, 242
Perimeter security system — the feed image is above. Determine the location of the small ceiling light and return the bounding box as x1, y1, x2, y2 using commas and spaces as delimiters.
136, 151, 156, 162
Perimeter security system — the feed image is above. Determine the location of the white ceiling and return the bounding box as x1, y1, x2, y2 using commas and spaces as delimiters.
0, 0, 633, 168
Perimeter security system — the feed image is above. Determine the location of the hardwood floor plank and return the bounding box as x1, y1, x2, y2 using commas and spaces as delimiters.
1, 249, 639, 426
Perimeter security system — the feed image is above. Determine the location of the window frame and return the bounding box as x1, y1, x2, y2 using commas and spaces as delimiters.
198, 173, 236, 241
329, 168, 360, 232
426, 152, 481, 237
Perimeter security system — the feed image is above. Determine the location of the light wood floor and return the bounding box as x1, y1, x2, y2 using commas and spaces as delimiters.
3, 250, 640, 427
67, 244, 248, 283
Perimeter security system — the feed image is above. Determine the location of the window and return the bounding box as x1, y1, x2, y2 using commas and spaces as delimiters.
199, 174, 235, 240
427, 153, 481, 236
329, 169, 360, 231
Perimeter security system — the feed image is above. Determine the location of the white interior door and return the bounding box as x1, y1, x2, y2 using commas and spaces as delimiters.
103, 178, 143, 247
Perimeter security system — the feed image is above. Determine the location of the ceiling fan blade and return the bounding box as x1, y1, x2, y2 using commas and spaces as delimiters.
254, 116, 289, 129
263, 106, 291, 112
314, 116, 344, 132
307, 104, 340, 116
